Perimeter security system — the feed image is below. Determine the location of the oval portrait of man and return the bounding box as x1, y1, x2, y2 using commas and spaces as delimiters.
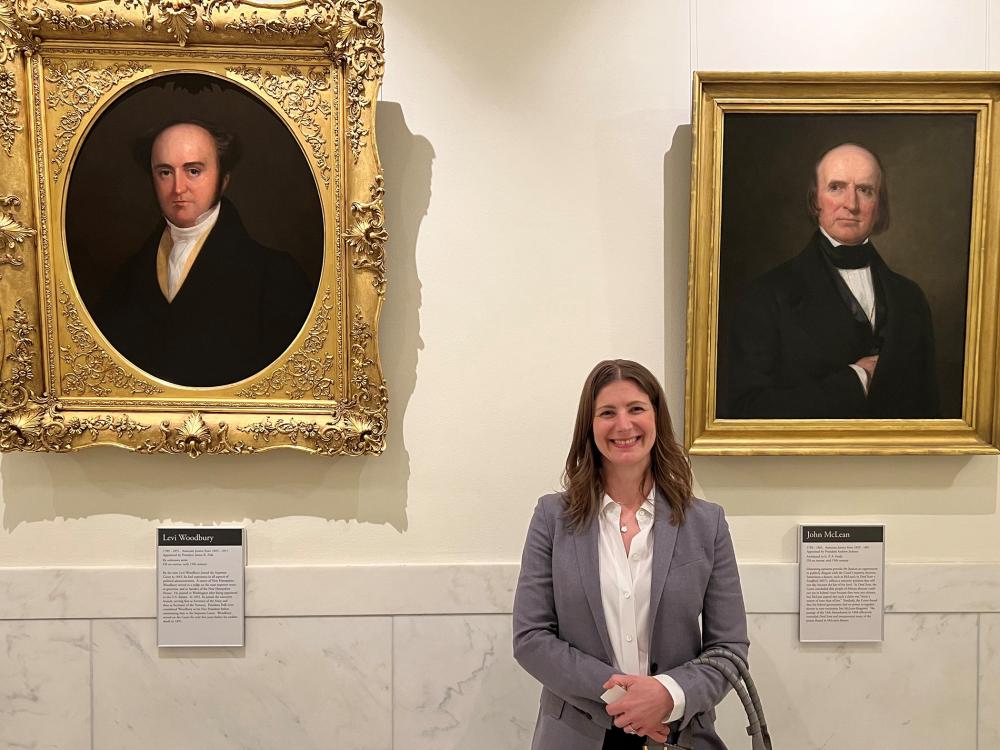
66, 73, 324, 388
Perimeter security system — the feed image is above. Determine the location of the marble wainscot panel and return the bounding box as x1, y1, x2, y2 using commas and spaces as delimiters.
248, 564, 519, 616
982, 614, 1000, 750
393, 614, 540, 749
1, 563, 997, 619
92, 617, 392, 750
0, 567, 154, 619
0, 564, 521, 619
0, 619, 91, 750
714, 613, 979, 750
885, 564, 1000, 613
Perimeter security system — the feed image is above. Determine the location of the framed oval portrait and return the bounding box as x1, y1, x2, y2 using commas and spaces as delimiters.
66, 73, 324, 388
0, 5, 389, 457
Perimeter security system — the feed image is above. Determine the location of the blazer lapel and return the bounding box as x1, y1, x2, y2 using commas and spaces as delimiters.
574, 513, 615, 663
648, 489, 679, 632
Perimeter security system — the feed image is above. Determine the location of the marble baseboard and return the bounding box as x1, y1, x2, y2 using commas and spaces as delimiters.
982, 614, 1000, 750
2, 611, 994, 750
0, 619, 91, 750
92, 617, 393, 750
393, 615, 539, 749
390, 612, 987, 750
715, 613, 979, 750
1, 562, 996, 749
1, 562, 997, 619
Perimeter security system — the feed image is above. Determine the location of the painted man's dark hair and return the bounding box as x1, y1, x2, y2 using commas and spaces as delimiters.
133, 119, 242, 187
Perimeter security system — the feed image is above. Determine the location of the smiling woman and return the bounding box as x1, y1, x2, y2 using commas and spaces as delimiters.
591, 379, 657, 473
512, 359, 748, 750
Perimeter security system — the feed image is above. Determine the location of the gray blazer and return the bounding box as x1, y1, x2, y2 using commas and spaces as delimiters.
513, 491, 748, 750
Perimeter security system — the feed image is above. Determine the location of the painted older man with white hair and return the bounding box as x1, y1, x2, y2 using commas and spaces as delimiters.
725, 142, 939, 419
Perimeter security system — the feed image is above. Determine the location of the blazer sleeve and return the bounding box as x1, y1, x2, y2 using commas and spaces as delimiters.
512, 497, 616, 726
664, 505, 749, 730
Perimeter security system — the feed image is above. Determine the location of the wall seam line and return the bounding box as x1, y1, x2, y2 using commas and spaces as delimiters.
986, 0, 991, 70
90, 618, 95, 750
390, 615, 395, 750
689, 0, 697, 73
976, 612, 981, 750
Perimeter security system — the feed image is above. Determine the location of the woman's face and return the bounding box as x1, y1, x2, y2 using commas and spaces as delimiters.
592, 379, 656, 471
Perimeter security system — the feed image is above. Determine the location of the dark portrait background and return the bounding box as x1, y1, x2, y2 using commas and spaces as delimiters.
716, 113, 976, 419
66, 72, 324, 347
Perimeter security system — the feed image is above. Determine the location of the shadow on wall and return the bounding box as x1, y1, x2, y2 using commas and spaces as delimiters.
663, 124, 693, 424
0, 101, 433, 533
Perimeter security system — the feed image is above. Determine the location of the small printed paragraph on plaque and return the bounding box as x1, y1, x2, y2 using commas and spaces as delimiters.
799, 525, 885, 643
157, 528, 246, 648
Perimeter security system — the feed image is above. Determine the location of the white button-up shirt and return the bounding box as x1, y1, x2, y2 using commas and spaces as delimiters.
598, 490, 685, 723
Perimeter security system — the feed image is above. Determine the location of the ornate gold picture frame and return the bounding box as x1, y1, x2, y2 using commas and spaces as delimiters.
686, 72, 1000, 455
0, 0, 387, 456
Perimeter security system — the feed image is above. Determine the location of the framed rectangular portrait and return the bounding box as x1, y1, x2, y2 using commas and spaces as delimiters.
0, 0, 387, 456
685, 72, 1000, 455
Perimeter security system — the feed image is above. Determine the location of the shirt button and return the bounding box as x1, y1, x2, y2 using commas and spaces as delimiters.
624, 591, 631, 599
625, 635, 633, 643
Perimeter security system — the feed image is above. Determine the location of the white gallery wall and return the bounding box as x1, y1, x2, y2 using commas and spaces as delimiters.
2, 1, 1000, 749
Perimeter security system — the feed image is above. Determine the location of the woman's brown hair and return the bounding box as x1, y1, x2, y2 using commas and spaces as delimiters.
562, 359, 693, 531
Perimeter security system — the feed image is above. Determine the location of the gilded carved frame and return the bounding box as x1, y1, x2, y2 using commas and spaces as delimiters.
686, 72, 1000, 455
0, 0, 387, 456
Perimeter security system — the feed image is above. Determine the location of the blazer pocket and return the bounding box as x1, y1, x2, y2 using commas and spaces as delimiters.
540, 689, 565, 719
669, 555, 707, 571
694, 706, 717, 728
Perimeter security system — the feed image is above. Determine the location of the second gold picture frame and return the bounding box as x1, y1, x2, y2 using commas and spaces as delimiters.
686, 72, 1000, 455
